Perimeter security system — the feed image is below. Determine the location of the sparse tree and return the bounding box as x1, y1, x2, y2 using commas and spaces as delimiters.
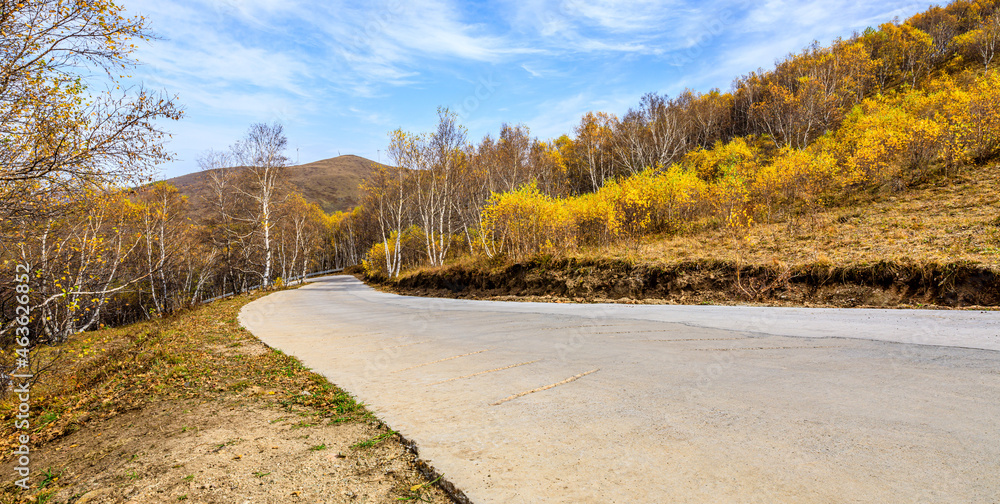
0, 0, 181, 223
956, 10, 1000, 70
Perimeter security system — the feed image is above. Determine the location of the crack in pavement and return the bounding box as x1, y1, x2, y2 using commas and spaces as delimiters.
490, 369, 601, 406
391, 349, 493, 374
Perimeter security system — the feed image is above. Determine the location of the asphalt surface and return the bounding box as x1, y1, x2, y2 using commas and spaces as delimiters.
239, 275, 1000, 503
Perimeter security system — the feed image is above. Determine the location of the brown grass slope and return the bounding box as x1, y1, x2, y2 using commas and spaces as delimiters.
167, 154, 386, 215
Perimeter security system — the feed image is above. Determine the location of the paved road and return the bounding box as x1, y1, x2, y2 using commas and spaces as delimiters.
239, 275, 1000, 504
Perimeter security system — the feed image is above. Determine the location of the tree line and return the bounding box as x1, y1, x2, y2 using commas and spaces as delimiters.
2, 122, 334, 346
0, 0, 333, 381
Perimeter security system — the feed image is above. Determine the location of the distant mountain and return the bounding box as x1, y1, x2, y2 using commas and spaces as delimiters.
166, 154, 386, 215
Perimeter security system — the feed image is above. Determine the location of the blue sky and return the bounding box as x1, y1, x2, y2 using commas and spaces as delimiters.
125, 0, 932, 179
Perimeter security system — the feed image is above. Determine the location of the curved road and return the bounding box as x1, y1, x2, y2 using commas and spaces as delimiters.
240, 275, 1000, 503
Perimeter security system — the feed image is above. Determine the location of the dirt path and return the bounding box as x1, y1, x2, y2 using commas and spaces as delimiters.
18, 394, 448, 504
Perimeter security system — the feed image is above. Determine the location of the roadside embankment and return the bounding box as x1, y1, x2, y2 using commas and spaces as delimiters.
367, 258, 1000, 308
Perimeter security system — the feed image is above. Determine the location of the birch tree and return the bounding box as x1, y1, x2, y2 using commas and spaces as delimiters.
232, 122, 290, 287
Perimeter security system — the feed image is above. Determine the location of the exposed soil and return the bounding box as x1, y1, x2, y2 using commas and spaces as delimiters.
367, 258, 1000, 309
5, 392, 450, 504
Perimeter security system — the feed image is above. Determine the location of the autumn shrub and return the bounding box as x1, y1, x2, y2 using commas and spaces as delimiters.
582, 166, 708, 242
682, 137, 767, 181
598, 175, 656, 242
480, 183, 576, 261
752, 145, 840, 219
362, 226, 427, 277
565, 192, 610, 246
646, 165, 708, 231
834, 95, 943, 189
362, 238, 393, 278
964, 71, 1000, 162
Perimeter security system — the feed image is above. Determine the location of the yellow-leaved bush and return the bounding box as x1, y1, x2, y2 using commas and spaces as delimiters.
833, 96, 943, 188
480, 183, 576, 261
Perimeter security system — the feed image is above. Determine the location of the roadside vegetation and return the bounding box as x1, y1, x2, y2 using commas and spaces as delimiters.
377, 158, 999, 307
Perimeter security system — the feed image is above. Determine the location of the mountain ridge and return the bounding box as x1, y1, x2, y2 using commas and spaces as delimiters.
165, 154, 386, 215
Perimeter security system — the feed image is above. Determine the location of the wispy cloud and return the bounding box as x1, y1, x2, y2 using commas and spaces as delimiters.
118, 0, 930, 178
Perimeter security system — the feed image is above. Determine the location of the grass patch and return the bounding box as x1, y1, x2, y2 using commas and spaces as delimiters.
351, 430, 397, 450
38, 469, 59, 489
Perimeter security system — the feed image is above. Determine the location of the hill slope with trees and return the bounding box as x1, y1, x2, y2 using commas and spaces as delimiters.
328, 0, 1000, 306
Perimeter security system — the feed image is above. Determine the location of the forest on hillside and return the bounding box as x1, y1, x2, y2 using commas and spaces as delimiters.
333, 0, 1000, 278
2, 0, 1000, 366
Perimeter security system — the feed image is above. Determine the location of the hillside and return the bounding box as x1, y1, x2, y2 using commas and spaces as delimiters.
371, 163, 1000, 308
336, 0, 1000, 294
167, 154, 385, 215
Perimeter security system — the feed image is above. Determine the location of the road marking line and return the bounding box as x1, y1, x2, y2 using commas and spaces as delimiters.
429, 360, 542, 386
391, 349, 492, 373
491, 369, 600, 406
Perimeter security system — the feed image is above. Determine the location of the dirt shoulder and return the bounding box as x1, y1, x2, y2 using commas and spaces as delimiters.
0, 293, 456, 504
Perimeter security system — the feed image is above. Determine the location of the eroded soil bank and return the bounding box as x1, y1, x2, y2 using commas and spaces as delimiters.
366, 258, 1000, 308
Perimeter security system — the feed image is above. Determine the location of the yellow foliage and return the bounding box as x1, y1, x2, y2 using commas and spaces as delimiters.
752, 146, 840, 216
362, 235, 394, 278
480, 183, 575, 260
470, 70, 1000, 266
834, 93, 943, 187
681, 137, 764, 181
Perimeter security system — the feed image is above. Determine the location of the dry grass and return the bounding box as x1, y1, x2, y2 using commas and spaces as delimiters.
590, 164, 1000, 269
